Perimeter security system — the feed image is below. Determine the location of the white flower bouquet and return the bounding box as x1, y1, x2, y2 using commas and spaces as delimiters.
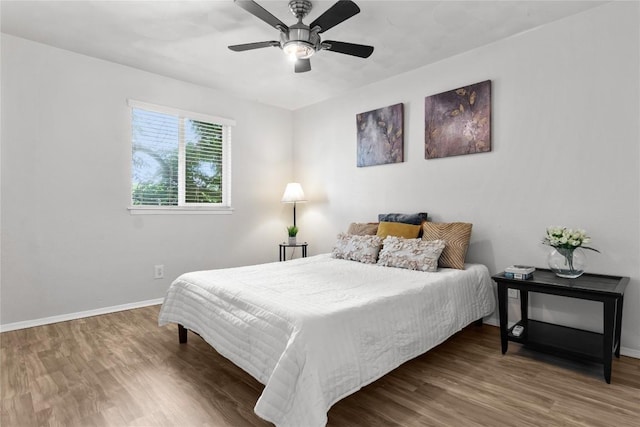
542, 226, 599, 252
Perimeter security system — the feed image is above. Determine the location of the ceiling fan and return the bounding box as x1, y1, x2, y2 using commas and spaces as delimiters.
228, 0, 374, 73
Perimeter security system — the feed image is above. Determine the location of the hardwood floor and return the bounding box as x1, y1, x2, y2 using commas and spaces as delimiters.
1, 306, 638, 426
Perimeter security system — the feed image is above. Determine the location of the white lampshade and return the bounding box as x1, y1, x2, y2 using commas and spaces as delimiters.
281, 183, 306, 203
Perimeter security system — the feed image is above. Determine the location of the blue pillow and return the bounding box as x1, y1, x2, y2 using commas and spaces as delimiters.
377, 212, 428, 225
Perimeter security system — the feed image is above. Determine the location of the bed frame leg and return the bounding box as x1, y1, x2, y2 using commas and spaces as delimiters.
474, 318, 483, 327
178, 324, 188, 343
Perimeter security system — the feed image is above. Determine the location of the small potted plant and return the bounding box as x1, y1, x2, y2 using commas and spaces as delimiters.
287, 225, 298, 245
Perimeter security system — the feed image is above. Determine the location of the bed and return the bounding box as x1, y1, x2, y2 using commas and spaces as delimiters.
158, 253, 496, 427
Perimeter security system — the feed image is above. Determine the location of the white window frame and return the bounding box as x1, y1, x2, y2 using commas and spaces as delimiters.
127, 99, 235, 215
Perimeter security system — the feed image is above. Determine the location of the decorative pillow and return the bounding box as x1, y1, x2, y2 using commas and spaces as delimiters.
347, 222, 379, 236
331, 233, 383, 264
376, 221, 421, 239
377, 237, 446, 272
378, 212, 429, 225
421, 222, 473, 270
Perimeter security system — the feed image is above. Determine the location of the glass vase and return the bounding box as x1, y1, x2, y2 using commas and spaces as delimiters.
548, 247, 586, 278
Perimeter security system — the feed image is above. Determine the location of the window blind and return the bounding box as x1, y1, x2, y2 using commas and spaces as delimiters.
129, 100, 233, 209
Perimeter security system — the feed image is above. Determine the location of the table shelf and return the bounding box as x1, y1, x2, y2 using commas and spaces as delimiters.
509, 320, 603, 361
279, 242, 308, 261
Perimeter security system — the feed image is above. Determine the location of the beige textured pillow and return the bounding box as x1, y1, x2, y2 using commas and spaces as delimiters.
377, 237, 446, 272
331, 233, 383, 264
421, 222, 472, 269
376, 221, 421, 239
347, 222, 379, 236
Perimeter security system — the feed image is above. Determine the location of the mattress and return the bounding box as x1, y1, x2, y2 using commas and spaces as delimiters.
158, 254, 496, 426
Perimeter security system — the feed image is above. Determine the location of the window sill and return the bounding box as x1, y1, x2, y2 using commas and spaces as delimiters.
128, 206, 234, 215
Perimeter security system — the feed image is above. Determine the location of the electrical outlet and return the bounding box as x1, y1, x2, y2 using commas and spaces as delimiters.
508, 289, 519, 299
154, 264, 164, 279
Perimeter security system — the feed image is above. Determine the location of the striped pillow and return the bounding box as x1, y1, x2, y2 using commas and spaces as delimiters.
421, 222, 472, 270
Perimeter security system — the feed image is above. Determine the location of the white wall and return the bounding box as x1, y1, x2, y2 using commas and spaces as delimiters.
1, 35, 293, 326
292, 2, 640, 355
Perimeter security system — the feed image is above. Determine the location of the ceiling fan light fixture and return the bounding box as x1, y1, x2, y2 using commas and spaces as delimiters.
283, 40, 315, 60
228, 0, 373, 73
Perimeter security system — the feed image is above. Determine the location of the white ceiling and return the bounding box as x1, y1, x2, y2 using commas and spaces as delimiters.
1, 0, 605, 110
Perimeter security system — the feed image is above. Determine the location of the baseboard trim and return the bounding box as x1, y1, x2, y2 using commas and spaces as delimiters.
620, 347, 640, 359
0, 298, 164, 333
484, 317, 499, 327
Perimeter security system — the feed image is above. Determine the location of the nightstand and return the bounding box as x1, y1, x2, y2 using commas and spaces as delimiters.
493, 269, 629, 383
279, 242, 308, 261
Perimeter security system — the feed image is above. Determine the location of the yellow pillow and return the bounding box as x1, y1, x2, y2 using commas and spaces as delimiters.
421, 222, 472, 270
376, 221, 421, 239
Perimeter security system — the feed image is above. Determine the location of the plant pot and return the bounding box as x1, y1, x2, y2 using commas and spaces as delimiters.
288, 236, 297, 245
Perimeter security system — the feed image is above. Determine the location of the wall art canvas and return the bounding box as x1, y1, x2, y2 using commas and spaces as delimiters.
425, 80, 491, 159
356, 103, 404, 167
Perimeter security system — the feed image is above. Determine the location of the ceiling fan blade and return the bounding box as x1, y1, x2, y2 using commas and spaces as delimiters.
234, 0, 288, 31
310, 0, 360, 33
228, 41, 280, 52
295, 59, 311, 73
322, 41, 374, 58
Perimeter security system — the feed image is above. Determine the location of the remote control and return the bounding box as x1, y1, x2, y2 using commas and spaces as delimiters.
512, 325, 524, 337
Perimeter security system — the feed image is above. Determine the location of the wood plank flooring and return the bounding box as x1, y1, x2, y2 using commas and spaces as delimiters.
1, 305, 638, 426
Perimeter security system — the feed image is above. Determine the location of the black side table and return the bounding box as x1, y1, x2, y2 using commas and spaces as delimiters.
493, 269, 629, 383
279, 242, 308, 261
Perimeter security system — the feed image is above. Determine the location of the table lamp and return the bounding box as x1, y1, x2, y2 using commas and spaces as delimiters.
281, 182, 306, 227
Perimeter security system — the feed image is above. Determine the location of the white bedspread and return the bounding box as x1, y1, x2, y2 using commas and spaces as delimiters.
158, 254, 495, 427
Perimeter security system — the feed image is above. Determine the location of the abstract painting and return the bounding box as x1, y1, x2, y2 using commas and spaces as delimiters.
356, 103, 404, 167
425, 80, 491, 159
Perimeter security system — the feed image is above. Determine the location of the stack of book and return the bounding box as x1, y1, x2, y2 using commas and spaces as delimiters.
504, 265, 535, 280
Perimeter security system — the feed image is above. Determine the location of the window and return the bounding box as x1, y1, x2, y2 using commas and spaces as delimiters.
128, 100, 234, 214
